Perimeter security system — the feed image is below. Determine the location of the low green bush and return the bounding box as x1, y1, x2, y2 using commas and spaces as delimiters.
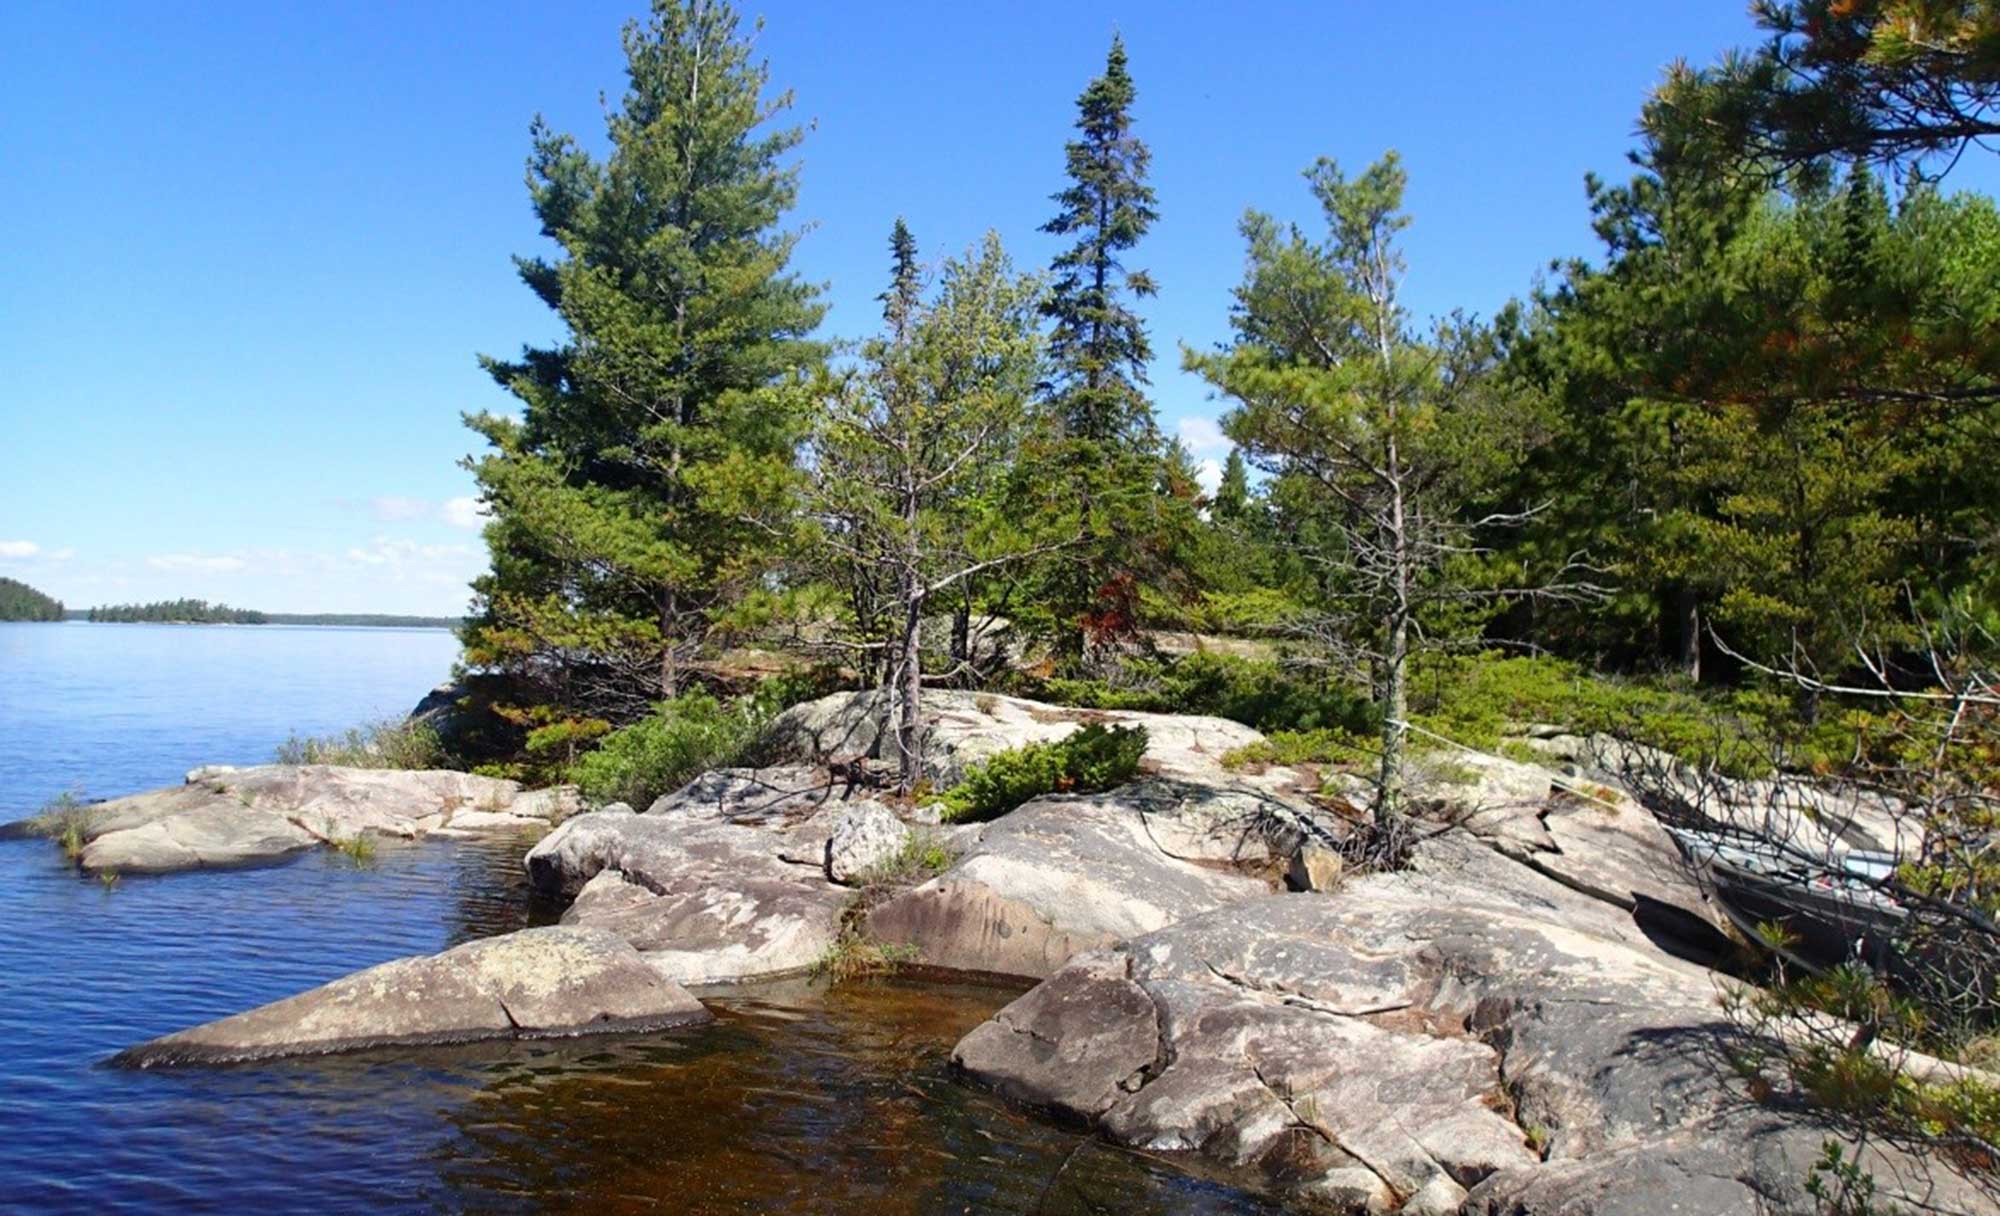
941, 723, 1147, 822
274, 718, 446, 770
568, 691, 765, 809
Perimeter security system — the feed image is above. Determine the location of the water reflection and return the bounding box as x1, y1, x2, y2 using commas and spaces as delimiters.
0, 832, 1281, 1214
423, 979, 1285, 1215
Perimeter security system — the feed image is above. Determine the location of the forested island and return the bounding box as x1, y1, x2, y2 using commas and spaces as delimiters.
86, 600, 269, 624
0, 577, 63, 621
69, 602, 459, 627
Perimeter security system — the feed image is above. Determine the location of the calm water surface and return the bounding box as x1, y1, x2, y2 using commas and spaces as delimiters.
0, 624, 1282, 1213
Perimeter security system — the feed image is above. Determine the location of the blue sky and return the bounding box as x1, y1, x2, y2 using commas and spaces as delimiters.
0, 2, 1864, 614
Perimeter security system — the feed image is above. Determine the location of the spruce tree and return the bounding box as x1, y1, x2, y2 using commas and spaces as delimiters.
1041, 34, 1159, 443
464, 0, 825, 743
1214, 449, 1250, 521
1030, 36, 1186, 663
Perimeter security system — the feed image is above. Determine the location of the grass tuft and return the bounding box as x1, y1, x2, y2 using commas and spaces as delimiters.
275, 718, 445, 770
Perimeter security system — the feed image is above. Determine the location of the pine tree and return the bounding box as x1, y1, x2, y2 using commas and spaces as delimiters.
464, 0, 825, 744
1189, 154, 1591, 824
808, 231, 1073, 792
1041, 34, 1159, 443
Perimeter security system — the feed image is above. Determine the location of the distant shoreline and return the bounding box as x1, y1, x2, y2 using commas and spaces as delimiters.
51, 612, 463, 630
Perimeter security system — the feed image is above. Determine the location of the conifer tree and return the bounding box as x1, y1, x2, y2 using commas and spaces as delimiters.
1031, 36, 1186, 663
808, 231, 1073, 791
463, 0, 825, 744
1041, 34, 1158, 443
1189, 154, 1589, 824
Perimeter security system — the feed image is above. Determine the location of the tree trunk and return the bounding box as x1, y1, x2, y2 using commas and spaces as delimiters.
1377, 610, 1409, 825
1669, 585, 1700, 683
659, 592, 679, 699
895, 594, 924, 794
951, 600, 970, 684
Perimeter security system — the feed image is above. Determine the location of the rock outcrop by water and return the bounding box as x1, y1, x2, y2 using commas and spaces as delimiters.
115, 926, 708, 1066
949, 774, 1985, 1214
57, 765, 578, 874
866, 779, 1281, 978
526, 767, 863, 985
524, 691, 1325, 986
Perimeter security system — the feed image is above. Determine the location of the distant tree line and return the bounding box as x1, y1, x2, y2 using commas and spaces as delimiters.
0, 577, 63, 621
88, 599, 268, 624
68, 603, 459, 627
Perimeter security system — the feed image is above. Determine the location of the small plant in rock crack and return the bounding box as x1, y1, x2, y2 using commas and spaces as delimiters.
812, 916, 919, 983
1805, 1140, 1899, 1216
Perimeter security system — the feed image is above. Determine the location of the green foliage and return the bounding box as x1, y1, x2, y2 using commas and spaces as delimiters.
812, 917, 920, 983
1804, 1140, 1891, 1216
1038, 651, 1374, 737
1040, 33, 1157, 444
464, 0, 827, 722
0, 577, 63, 622
1224, 727, 1376, 772
1647, 0, 2000, 178
89, 599, 266, 624
1507, 158, 2000, 676
331, 833, 378, 867
941, 723, 1147, 822
29, 792, 97, 861
273, 719, 447, 770
855, 829, 958, 888
567, 691, 765, 809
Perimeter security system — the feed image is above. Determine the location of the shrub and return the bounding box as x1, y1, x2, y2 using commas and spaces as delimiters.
941, 723, 1147, 822
29, 792, 97, 860
274, 718, 446, 770
568, 691, 764, 809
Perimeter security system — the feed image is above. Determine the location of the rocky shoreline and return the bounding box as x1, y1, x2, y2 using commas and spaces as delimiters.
33, 689, 1989, 1214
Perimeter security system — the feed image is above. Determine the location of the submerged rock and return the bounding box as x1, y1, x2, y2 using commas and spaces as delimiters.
114, 926, 707, 1066
53, 765, 577, 875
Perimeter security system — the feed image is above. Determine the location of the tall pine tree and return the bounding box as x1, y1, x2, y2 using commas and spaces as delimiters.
463, 0, 825, 750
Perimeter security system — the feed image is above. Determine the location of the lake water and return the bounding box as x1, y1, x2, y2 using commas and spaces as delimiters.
0, 623, 1282, 1213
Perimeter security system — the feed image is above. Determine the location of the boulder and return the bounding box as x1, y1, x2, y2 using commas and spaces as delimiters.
864, 778, 1276, 978
524, 768, 865, 985
823, 800, 908, 884
762, 689, 1270, 786
57, 765, 575, 875
952, 830, 1986, 1215
114, 926, 707, 1066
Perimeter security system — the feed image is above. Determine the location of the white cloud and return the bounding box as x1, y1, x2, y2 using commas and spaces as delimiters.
1195, 458, 1223, 498
345, 537, 476, 569
1177, 415, 1229, 455
441, 496, 491, 530
370, 495, 434, 523
146, 553, 250, 574
0, 540, 41, 560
